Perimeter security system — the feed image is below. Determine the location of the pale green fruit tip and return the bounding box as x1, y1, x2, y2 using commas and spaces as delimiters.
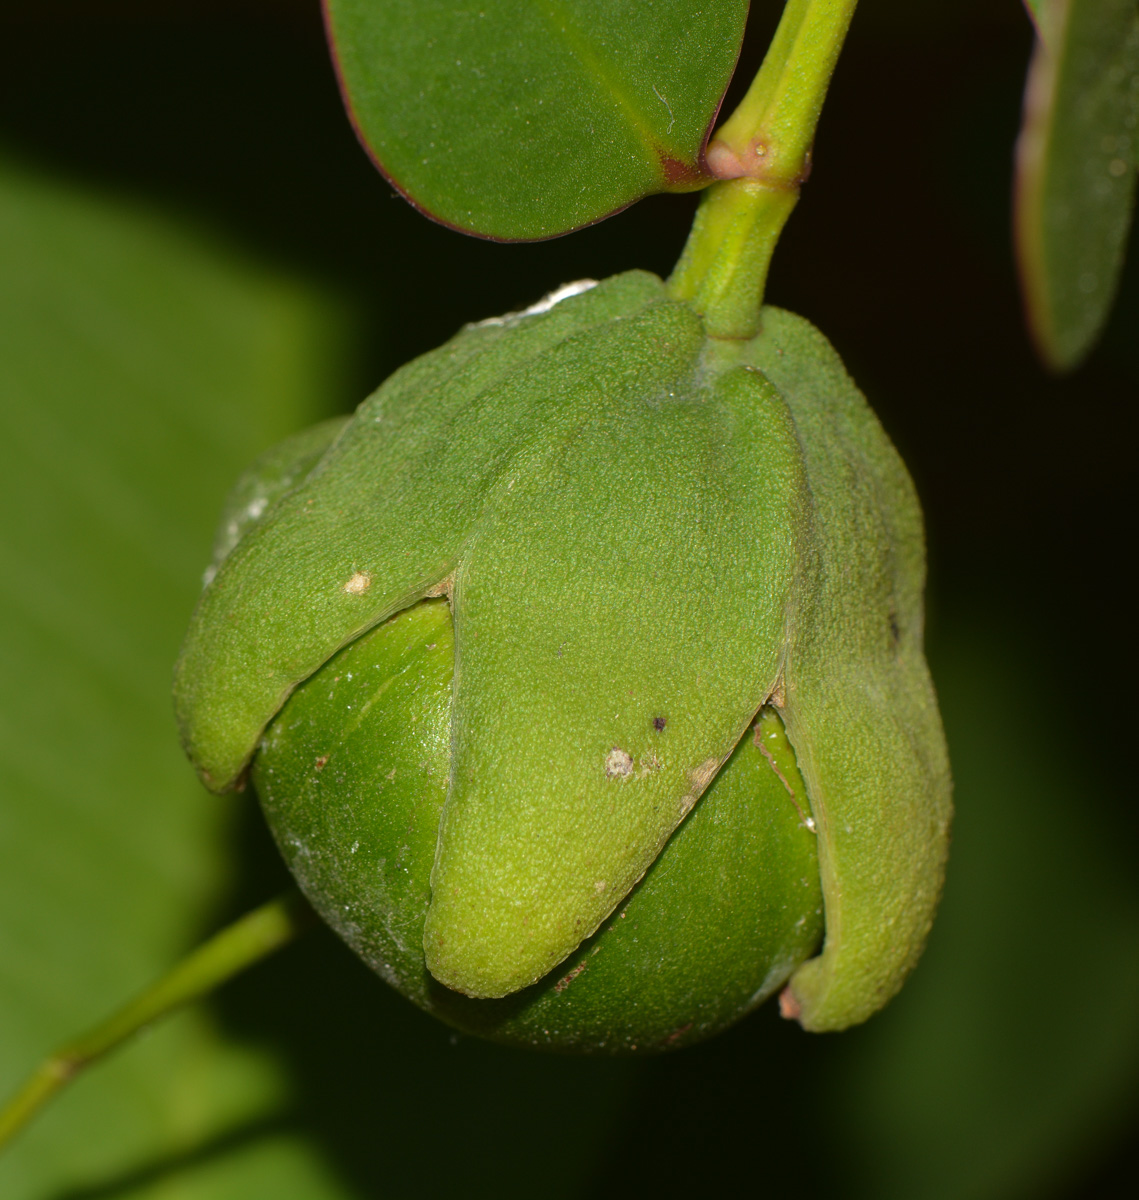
175, 271, 951, 1031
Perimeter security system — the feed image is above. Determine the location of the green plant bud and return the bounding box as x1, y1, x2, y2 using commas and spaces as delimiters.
174, 271, 951, 1038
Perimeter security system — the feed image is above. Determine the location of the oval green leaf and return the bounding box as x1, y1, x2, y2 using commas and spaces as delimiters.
324, 0, 748, 240
1015, 0, 1139, 371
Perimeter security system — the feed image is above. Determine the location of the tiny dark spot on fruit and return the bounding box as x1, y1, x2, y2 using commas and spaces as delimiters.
889, 610, 900, 644
653, 716, 666, 732
314, 755, 329, 771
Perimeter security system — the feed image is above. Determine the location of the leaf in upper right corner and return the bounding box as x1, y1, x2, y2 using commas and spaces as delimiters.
1022, 0, 1046, 32
1015, 0, 1139, 372
324, 0, 748, 241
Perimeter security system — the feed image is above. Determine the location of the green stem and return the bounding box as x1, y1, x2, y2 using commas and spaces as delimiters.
669, 0, 860, 338
0, 890, 314, 1153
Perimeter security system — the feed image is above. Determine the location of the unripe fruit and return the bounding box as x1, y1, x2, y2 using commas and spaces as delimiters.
175, 271, 951, 1042
253, 599, 822, 1051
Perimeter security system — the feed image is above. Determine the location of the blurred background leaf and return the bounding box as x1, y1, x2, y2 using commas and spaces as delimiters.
1015, 0, 1139, 370
1, 2, 1137, 1197
326, 0, 748, 239
0, 152, 362, 1197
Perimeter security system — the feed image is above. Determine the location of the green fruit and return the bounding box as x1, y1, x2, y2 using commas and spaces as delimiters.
252, 599, 822, 1051
175, 270, 951, 1038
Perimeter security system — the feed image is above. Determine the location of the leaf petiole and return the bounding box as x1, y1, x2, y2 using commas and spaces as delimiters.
669, 0, 860, 337
0, 890, 314, 1153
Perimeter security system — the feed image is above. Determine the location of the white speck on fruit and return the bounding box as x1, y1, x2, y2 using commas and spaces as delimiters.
344, 571, 371, 595
605, 748, 633, 778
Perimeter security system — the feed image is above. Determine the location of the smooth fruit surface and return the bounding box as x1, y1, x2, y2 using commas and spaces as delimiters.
252, 599, 823, 1052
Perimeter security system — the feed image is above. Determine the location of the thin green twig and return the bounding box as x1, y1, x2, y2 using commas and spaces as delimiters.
0, 889, 314, 1153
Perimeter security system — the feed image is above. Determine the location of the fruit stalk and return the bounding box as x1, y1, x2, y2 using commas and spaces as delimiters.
669, 0, 860, 336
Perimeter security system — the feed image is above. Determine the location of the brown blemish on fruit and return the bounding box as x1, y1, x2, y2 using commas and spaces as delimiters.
314, 755, 329, 771
605, 748, 634, 778
553, 961, 588, 994
678, 756, 719, 817
423, 572, 455, 601
638, 750, 663, 779
652, 716, 667, 732
689, 757, 718, 792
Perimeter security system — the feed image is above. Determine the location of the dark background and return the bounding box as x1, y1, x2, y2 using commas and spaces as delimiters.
2, 2, 1135, 1197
